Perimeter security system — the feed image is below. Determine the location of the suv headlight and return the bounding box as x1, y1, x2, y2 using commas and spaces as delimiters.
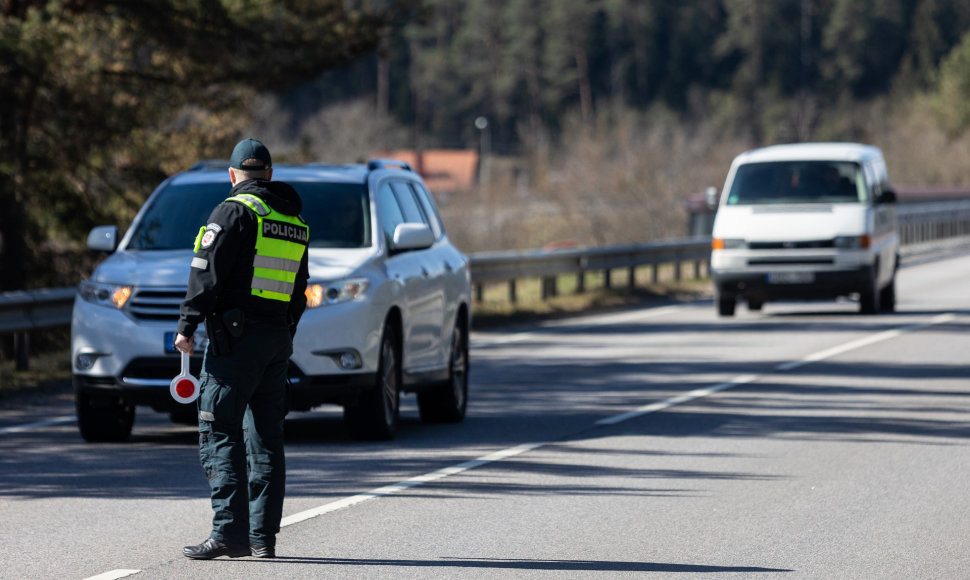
78, 280, 132, 309
305, 277, 369, 308
833, 235, 870, 249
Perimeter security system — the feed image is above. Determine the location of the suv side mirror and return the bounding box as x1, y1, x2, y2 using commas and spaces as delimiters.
87, 226, 119, 252
705, 186, 719, 210
391, 223, 434, 252
877, 189, 897, 204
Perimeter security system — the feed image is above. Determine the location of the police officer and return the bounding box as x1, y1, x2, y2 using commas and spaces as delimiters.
175, 138, 309, 560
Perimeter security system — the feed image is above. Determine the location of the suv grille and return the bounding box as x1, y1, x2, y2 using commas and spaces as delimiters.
128, 289, 185, 321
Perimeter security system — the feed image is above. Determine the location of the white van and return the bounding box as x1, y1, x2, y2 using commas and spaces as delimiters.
709, 142, 899, 316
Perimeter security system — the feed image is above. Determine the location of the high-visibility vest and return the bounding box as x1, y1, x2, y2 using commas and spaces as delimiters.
225, 193, 309, 303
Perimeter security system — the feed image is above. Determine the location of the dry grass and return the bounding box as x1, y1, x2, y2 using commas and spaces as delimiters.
0, 349, 72, 401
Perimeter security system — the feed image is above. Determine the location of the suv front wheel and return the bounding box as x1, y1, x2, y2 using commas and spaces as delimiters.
344, 322, 400, 440
76, 390, 135, 442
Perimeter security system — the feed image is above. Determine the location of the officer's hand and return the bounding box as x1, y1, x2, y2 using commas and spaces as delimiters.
174, 333, 194, 355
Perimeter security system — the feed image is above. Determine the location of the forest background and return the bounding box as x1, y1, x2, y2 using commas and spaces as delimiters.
4, 0, 970, 294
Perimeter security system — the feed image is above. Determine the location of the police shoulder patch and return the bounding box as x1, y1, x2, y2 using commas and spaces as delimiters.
200, 227, 219, 248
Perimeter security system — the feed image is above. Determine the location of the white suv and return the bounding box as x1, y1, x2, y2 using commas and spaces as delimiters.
72, 159, 471, 441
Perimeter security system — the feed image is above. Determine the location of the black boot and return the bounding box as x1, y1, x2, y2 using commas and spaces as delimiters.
182, 538, 250, 559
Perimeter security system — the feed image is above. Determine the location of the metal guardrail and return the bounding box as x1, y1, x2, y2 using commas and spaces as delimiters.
471, 237, 711, 302
2, 199, 970, 370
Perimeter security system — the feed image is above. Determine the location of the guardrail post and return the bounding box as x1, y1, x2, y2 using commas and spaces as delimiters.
604, 269, 612, 289
627, 266, 636, 287
475, 283, 484, 303
508, 280, 517, 303
576, 271, 585, 293
14, 331, 30, 371
541, 276, 557, 300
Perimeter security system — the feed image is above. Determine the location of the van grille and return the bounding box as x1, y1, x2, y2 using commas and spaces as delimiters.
127, 289, 185, 321
748, 240, 834, 249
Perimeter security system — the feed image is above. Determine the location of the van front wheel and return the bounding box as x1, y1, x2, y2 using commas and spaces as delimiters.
717, 293, 736, 317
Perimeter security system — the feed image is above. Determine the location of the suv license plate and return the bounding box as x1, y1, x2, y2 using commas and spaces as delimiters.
164, 329, 209, 354
767, 271, 815, 284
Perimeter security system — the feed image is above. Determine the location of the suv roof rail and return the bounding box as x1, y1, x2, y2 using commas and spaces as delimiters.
189, 160, 231, 171
367, 158, 413, 172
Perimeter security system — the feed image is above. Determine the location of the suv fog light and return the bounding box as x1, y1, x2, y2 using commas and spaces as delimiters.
76, 352, 101, 371
337, 351, 362, 370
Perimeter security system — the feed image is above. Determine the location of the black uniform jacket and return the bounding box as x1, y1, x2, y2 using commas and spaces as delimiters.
177, 178, 310, 338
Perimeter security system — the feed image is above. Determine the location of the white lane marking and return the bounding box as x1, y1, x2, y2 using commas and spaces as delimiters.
82, 570, 141, 580
599, 312, 958, 426
0, 415, 74, 435
596, 375, 759, 426
280, 312, 960, 529
72, 311, 966, 580
472, 304, 685, 348
775, 313, 956, 372
280, 442, 543, 527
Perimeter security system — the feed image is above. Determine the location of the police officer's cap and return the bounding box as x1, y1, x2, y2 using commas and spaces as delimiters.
229, 138, 272, 171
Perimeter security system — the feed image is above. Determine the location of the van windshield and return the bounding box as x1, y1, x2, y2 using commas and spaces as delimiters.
726, 161, 866, 205
127, 181, 371, 250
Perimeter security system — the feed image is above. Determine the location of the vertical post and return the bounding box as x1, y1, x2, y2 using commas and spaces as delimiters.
475, 283, 484, 303
627, 266, 636, 287
14, 332, 30, 372
541, 276, 557, 300
604, 269, 612, 289
576, 271, 586, 294
508, 279, 517, 304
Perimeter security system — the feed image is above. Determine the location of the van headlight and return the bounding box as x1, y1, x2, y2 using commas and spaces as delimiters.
305, 277, 369, 308
712, 238, 746, 250
78, 280, 132, 309
833, 235, 870, 249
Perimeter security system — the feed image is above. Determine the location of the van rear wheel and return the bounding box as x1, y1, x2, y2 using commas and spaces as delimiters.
860, 282, 881, 314
879, 279, 896, 312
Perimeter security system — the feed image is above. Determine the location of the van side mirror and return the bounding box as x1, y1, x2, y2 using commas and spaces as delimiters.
877, 189, 897, 204
87, 226, 119, 252
705, 186, 719, 210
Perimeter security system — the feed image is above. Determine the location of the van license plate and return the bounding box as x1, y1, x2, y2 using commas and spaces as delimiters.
767, 271, 815, 284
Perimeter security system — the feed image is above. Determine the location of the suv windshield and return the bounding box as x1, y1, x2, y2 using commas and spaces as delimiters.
726, 161, 865, 205
127, 181, 371, 250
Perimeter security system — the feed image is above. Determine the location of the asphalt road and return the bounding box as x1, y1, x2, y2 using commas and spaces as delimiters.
1, 251, 968, 580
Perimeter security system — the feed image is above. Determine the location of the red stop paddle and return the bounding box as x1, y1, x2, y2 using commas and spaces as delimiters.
170, 351, 200, 404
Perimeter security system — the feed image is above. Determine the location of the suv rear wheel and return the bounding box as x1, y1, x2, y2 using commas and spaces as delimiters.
76, 390, 134, 442
344, 322, 400, 440
418, 317, 468, 423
